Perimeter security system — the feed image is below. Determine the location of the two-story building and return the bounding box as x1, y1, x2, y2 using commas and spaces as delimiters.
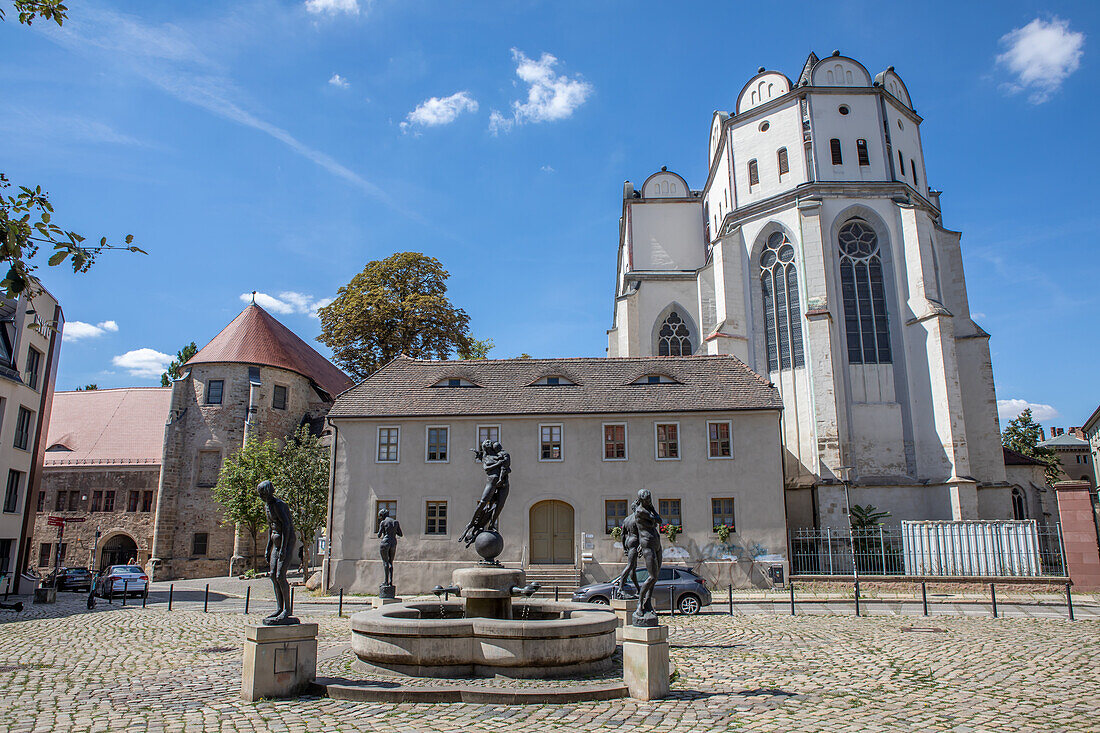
323, 354, 786, 593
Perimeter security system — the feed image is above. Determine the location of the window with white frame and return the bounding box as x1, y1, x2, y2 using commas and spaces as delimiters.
659, 498, 682, 529
655, 423, 679, 460
603, 424, 626, 460
426, 427, 449, 462
425, 501, 447, 535
375, 500, 397, 533
707, 421, 733, 458
605, 499, 627, 534
540, 424, 562, 460
711, 497, 735, 531
377, 427, 399, 462
477, 425, 500, 446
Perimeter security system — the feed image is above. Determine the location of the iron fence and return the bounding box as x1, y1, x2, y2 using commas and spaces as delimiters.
789, 521, 1067, 578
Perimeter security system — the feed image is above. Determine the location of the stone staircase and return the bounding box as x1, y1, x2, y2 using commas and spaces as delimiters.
522, 565, 581, 599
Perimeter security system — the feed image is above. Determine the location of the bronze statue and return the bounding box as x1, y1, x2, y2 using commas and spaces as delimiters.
616, 489, 663, 627
460, 440, 511, 547
377, 507, 402, 598
257, 480, 297, 625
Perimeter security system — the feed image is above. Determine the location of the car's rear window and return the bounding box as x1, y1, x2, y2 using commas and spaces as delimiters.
112, 566, 144, 574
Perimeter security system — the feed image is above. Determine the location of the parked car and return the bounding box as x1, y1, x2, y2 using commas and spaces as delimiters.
571, 566, 712, 614
95, 565, 148, 598
55, 567, 93, 592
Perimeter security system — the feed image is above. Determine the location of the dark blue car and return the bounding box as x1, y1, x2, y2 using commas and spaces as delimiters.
571, 566, 712, 614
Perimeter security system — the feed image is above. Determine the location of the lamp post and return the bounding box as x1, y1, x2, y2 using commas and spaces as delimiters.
837, 466, 859, 612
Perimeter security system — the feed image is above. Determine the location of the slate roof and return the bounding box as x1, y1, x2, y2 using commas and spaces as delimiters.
1037, 433, 1089, 448
44, 387, 172, 467
329, 354, 782, 419
1002, 447, 1047, 467
186, 304, 353, 398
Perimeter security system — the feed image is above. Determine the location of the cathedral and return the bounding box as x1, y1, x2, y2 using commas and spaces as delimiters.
607, 52, 1013, 531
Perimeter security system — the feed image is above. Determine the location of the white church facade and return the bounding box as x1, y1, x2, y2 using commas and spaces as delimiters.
607, 51, 1014, 531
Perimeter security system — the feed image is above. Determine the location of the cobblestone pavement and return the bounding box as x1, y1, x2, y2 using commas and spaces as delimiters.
1, 594, 1097, 732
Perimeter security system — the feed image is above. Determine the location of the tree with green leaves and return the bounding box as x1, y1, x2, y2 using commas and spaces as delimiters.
212, 437, 281, 571
458, 337, 494, 360
0, 3, 144, 299
849, 504, 890, 529
1002, 408, 1062, 484
317, 252, 474, 380
76, 383, 97, 391
161, 342, 198, 386
275, 426, 329, 575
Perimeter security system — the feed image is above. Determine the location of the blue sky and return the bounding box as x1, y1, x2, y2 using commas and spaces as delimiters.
2, 1, 1097, 427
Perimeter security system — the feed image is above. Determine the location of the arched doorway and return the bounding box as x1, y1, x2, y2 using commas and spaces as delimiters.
529, 500, 574, 565
100, 534, 138, 571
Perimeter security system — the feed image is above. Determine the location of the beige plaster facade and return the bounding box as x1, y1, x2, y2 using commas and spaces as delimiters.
326, 406, 786, 593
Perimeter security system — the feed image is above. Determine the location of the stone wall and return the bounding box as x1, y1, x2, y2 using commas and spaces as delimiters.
151, 363, 332, 580
31, 466, 160, 571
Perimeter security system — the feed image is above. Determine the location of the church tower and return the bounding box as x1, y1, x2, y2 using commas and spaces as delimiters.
608, 52, 1010, 529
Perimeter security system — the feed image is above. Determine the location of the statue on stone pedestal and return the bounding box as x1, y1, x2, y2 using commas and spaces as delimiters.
257, 480, 298, 625
460, 441, 511, 562
377, 507, 402, 598
615, 489, 663, 627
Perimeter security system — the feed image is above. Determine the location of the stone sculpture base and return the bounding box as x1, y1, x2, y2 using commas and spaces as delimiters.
33, 586, 56, 604
610, 597, 638, 642
622, 624, 670, 701
379, 583, 396, 599
631, 608, 658, 627
371, 596, 402, 609
241, 623, 318, 702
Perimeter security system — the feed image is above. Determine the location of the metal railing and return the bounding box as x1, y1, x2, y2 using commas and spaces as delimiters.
789, 521, 1067, 578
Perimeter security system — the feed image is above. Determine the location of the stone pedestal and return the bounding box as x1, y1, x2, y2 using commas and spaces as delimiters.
453, 565, 524, 619
370, 596, 402, 609
610, 597, 638, 641
1055, 481, 1100, 591
241, 623, 318, 702
622, 624, 670, 701
33, 586, 56, 604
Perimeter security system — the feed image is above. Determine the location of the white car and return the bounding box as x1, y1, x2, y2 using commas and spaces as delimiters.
96, 565, 149, 598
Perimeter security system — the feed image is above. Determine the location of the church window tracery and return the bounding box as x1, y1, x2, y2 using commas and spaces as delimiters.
657, 311, 692, 356
760, 231, 804, 372
838, 220, 891, 364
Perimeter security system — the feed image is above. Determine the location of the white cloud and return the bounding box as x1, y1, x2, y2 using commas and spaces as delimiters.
491, 49, 592, 134
64, 320, 120, 340
998, 398, 1060, 424
399, 91, 478, 133
971, 312, 987, 320
305, 0, 360, 15
241, 291, 332, 318
112, 348, 171, 378
540, 165, 555, 173
996, 17, 1085, 103
328, 73, 349, 89
488, 109, 513, 135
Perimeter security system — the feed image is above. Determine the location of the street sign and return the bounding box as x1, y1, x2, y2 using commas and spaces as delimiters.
46, 516, 85, 524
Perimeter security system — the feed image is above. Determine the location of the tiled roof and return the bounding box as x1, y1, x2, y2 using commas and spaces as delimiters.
44, 388, 171, 467
329, 354, 782, 419
1002, 447, 1047, 467
186, 304, 353, 398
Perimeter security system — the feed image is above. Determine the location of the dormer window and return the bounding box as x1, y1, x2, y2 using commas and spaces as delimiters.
531, 376, 576, 386
432, 377, 478, 388
46, 443, 72, 452
632, 374, 678, 385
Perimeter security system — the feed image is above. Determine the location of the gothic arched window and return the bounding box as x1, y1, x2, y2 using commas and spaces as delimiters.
657, 311, 692, 356
1011, 487, 1027, 520
760, 231, 804, 371
839, 219, 891, 364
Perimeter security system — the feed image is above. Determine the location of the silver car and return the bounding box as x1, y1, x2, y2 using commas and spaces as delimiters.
571, 566, 713, 614
96, 565, 149, 598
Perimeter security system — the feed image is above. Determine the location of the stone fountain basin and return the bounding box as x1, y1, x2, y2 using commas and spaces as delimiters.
350, 600, 618, 678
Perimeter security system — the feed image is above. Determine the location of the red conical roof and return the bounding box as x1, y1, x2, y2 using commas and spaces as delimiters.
186, 304, 353, 398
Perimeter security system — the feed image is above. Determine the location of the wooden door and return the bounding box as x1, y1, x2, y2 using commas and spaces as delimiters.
529, 500, 574, 564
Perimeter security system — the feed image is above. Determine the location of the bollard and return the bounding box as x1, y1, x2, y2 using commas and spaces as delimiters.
990, 583, 997, 618
142, 587, 147, 609
204, 583, 209, 613
669, 585, 675, 616
854, 580, 860, 617
554, 586, 559, 602
290, 586, 295, 615
789, 583, 795, 616
123, 580, 128, 606
921, 581, 928, 617
339, 589, 344, 618
728, 583, 733, 616
109, 583, 114, 605
1066, 583, 1074, 621
168, 583, 173, 611
245, 586, 251, 615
